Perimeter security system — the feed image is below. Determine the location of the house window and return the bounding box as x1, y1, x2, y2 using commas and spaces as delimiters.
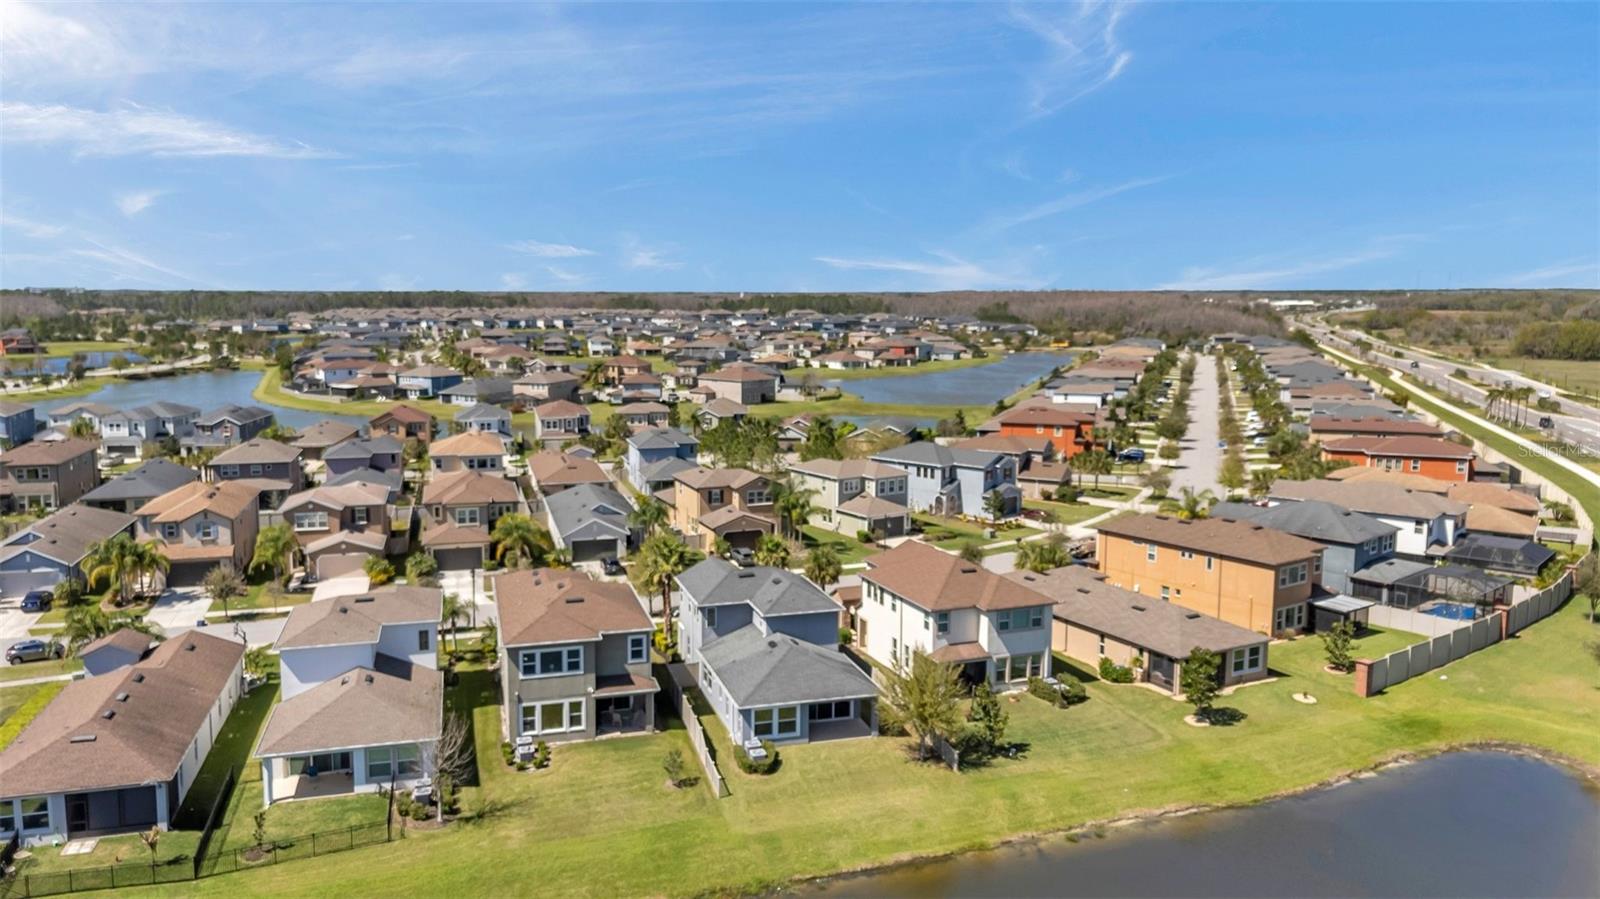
1146, 544, 1157, 563
19, 798, 49, 831
196, 521, 216, 541
996, 608, 1044, 631
218, 465, 239, 478
1180, 550, 1194, 560
1002, 653, 1041, 681
1409, 459, 1421, 472
1160, 585, 1170, 602
1456, 460, 1468, 474
455, 508, 481, 527
519, 646, 583, 678
935, 611, 949, 635
808, 700, 852, 721
519, 698, 585, 735
162, 523, 180, 540
418, 629, 431, 652
367, 746, 394, 780
746, 489, 771, 505
249, 464, 263, 477
627, 633, 648, 664
1097, 635, 1105, 656
707, 488, 725, 505
1273, 604, 1307, 632
753, 706, 801, 738
1230, 645, 1264, 674
1206, 556, 1214, 571
1412, 520, 1424, 535
1277, 563, 1308, 588
353, 507, 369, 527
293, 511, 328, 531
704, 607, 718, 628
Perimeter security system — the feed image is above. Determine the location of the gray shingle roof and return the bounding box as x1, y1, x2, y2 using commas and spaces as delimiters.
1213, 500, 1397, 547
871, 440, 1000, 470
544, 483, 634, 543
81, 459, 198, 504
698, 626, 876, 707
677, 558, 840, 617
627, 427, 698, 450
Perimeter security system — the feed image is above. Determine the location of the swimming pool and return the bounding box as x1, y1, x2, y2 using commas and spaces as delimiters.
1422, 602, 1478, 621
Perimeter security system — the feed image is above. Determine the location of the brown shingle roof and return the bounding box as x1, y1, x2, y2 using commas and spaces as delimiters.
422, 470, 519, 506
0, 437, 98, 466
495, 568, 651, 647
1323, 435, 1474, 460
139, 480, 260, 523
276, 586, 441, 650
1308, 416, 1443, 437
1012, 566, 1265, 658
0, 632, 243, 799
1096, 513, 1324, 567
527, 452, 608, 488
211, 437, 302, 466
256, 657, 441, 757
861, 540, 1051, 612
699, 364, 776, 383
79, 627, 153, 660
369, 404, 434, 425
429, 430, 505, 458
535, 399, 589, 419
674, 467, 765, 490
1447, 482, 1542, 513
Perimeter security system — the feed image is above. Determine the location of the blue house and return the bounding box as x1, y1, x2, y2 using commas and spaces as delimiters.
322, 436, 404, 479
676, 558, 876, 745
624, 427, 699, 494
0, 505, 136, 597
869, 441, 1020, 518
396, 365, 464, 399
0, 401, 36, 449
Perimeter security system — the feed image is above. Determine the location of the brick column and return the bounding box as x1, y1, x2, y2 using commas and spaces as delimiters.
1352, 659, 1373, 698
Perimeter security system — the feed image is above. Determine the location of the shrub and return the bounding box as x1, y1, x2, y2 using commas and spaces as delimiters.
500, 741, 515, 767
533, 740, 551, 770
856, 529, 874, 544
662, 749, 688, 787
1098, 657, 1135, 684
838, 626, 854, 644
1053, 484, 1080, 504
1061, 678, 1087, 705
1026, 675, 1087, 708
735, 739, 779, 774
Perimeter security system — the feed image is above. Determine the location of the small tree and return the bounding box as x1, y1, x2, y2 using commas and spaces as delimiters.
1180, 647, 1222, 723
983, 488, 1007, 523
139, 825, 160, 865
419, 712, 474, 823
405, 552, 439, 587
803, 543, 842, 593
662, 749, 688, 788
252, 811, 268, 850
957, 540, 985, 565
967, 680, 1008, 755
1321, 620, 1356, 673
203, 564, 245, 620
244, 645, 272, 680
364, 555, 395, 586
882, 652, 965, 761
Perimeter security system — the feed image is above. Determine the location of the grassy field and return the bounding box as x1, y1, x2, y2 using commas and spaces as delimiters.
36, 340, 140, 358
128, 592, 1600, 899
0, 681, 65, 749
800, 524, 880, 566
1023, 498, 1111, 526
806, 354, 1004, 381
915, 514, 1037, 548
0, 656, 81, 683
1491, 357, 1600, 398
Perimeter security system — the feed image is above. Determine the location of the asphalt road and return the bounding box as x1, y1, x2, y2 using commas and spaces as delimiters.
1168, 352, 1224, 498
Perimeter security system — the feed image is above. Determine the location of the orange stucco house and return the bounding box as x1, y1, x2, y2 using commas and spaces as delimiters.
995, 405, 1095, 459
1319, 435, 1475, 483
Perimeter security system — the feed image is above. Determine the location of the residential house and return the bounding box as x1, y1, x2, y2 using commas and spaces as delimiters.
527, 451, 609, 497
869, 441, 1020, 518
454, 403, 514, 446
322, 436, 404, 480
78, 629, 152, 677
1213, 500, 1398, 594
80, 459, 198, 514
696, 398, 747, 431
207, 438, 304, 509
677, 559, 876, 744
97, 403, 200, 460
0, 329, 41, 356
1321, 435, 1476, 482
137, 480, 262, 586
1094, 513, 1325, 636
544, 483, 637, 562
0, 631, 244, 845
599, 355, 652, 386
1267, 479, 1467, 559
428, 431, 505, 474
278, 482, 393, 580
0, 438, 100, 512
184, 404, 274, 451
856, 540, 1054, 687
494, 569, 657, 743
1015, 565, 1269, 694
950, 434, 1068, 500
397, 364, 463, 399
420, 471, 520, 569
257, 586, 442, 805
532, 400, 590, 446
46, 402, 115, 431
0, 400, 36, 449
617, 373, 663, 402
789, 458, 911, 538
512, 370, 581, 404
0, 504, 136, 598
290, 420, 361, 461
994, 405, 1095, 459
439, 377, 514, 407
369, 405, 435, 445
1444, 533, 1555, 579
1307, 416, 1444, 443
671, 467, 776, 551
615, 402, 671, 430
697, 363, 778, 405
624, 427, 699, 494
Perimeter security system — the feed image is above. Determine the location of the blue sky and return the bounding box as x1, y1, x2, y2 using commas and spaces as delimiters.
2, 1, 1596, 293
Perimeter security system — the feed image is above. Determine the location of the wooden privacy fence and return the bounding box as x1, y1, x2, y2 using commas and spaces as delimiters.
1354, 555, 1588, 697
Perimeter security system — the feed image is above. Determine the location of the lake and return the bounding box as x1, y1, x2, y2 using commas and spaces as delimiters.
799, 752, 1599, 898
44, 370, 369, 430
822, 352, 1076, 407
5, 351, 148, 376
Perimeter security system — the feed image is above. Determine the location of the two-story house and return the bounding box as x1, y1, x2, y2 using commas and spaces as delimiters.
453, 403, 514, 448
428, 431, 504, 474
277, 482, 393, 580
614, 402, 671, 430
671, 467, 776, 552
527, 451, 610, 497
0, 438, 100, 512
256, 586, 442, 805
397, 364, 463, 399
1267, 479, 1467, 560
1095, 513, 1326, 636
289, 420, 361, 461
1320, 435, 1476, 483
494, 569, 657, 743
98, 403, 200, 460
439, 377, 513, 407
994, 405, 1096, 460
532, 400, 590, 447
0, 400, 37, 449
322, 435, 405, 480
0, 504, 135, 598
207, 438, 304, 510
697, 363, 778, 405
624, 427, 699, 494
369, 405, 435, 445
81, 458, 199, 514
677, 559, 877, 744
598, 355, 651, 385
1213, 500, 1398, 594
512, 370, 581, 404
869, 442, 1020, 519
856, 540, 1054, 687
789, 458, 910, 538
419, 470, 521, 569
183, 404, 274, 452
136, 480, 262, 586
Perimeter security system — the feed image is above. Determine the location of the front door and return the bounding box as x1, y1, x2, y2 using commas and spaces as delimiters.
66, 794, 89, 834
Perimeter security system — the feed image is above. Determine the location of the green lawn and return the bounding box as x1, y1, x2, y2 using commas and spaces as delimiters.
800, 525, 880, 566
211, 579, 314, 615
1023, 498, 1109, 526
915, 514, 1037, 549
136, 597, 1600, 899
1345, 625, 1428, 661
808, 354, 1004, 381
0, 681, 66, 749
0, 655, 81, 683
36, 340, 140, 358
1490, 357, 1600, 398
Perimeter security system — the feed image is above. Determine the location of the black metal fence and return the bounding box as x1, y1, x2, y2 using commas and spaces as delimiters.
192, 765, 238, 878
202, 820, 392, 877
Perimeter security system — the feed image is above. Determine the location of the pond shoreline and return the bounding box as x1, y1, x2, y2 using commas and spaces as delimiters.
774, 741, 1599, 897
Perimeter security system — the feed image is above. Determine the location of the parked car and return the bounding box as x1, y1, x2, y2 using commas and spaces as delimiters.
5, 639, 63, 665
1117, 448, 1146, 463
729, 547, 756, 568
1410, 361, 1420, 369
1538, 416, 1555, 429
19, 590, 51, 613
601, 557, 625, 576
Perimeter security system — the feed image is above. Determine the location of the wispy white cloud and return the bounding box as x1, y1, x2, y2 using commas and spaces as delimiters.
505, 239, 595, 259
500, 272, 528, 290
815, 252, 1042, 290
982, 174, 1170, 231
115, 189, 166, 217
1, 102, 334, 159
622, 235, 683, 270
70, 239, 212, 287
543, 266, 586, 284
1006, 1, 1134, 118
1157, 240, 1416, 290
1498, 258, 1600, 288
0, 210, 67, 239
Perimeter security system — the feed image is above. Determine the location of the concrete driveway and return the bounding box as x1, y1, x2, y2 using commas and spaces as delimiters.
147, 587, 214, 632
439, 569, 497, 627
0, 607, 44, 658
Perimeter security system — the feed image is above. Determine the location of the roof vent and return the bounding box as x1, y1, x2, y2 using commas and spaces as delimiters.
133, 673, 145, 683
70, 734, 97, 744
960, 566, 977, 574
1076, 588, 1091, 594
115, 692, 129, 702
184, 642, 197, 651
338, 605, 350, 614
767, 640, 777, 649
771, 577, 783, 585
340, 675, 350, 685
1132, 605, 1146, 612
1185, 612, 1202, 619
101, 709, 115, 719
364, 674, 375, 684
737, 571, 756, 579
354, 596, 375, 603
564, 596, 584, 604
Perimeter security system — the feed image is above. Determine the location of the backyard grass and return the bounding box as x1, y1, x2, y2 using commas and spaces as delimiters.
799, 525, 880, 566
0, 681, 65, 749
1023, 498, 1110, 526
35, 340, 141, 359
135, 595, 1600, 899
0, 655, 81, 683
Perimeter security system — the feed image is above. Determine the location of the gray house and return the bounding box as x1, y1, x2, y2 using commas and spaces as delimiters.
677, 559, 876, 745
1214, 500, 1398, 593
81, 459, 199, 514
543, 483, 637, 563
0, 505, 137, 599
494, 569, 657, 743
322, 436, 404, 478
440, 377, 514, 407
624, 427, 699, 494
870, 441, 1019, 518
453, 403, 513, 446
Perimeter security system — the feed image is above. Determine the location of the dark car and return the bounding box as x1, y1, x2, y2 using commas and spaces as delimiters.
1116, 448, 1146, 463
5, 639, 63, 665
729, 548, 756, 568
1409, 361, 1420, 369
19, 590, 51, 613
1538, 416, 1555, 429
601, 557, 625, 576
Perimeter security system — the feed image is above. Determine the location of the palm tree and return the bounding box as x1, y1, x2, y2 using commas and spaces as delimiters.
1248, 467, 1278, 499
491, 513, 550, 569
1160, 487, 1216, 521
67, 416, 98, 440
775, 483, 818, 540
84, 533, 141, 606
754, 533, 790, 568
627, 498, 669, 539
441, 593, 465, 656
1016, 534, 1070, 574
634, 533, 698, 638
129, 539, 169, 597
250, 522, 298, 587
802, 543, 842, 592
62, 604, 160, 653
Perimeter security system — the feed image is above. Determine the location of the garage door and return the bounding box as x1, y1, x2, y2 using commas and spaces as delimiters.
317, 554, 367, 580
165, 561, 211, 588
569, 539, 616, 563
0, 570, 60, 601
434, 547, 485, 571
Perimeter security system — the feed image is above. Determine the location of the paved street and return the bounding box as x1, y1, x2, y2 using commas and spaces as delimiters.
1168, 352, 1223, 498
